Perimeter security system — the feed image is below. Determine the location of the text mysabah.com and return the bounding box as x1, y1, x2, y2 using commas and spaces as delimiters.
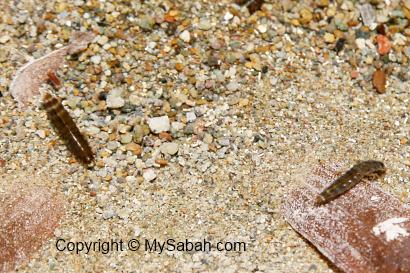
56, 238, 247, 254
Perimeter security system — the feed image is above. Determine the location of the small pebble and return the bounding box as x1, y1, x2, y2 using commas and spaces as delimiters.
218, 138, 230, 146
203, 133, 213, 144
106, 89, 125, 109
226, 81, 240, 92
171, 122, 184, 132
355, 38, 367, 50
257, 25, 267, 33
404, 46, 410, 59
186, 112, 197, 122
160, 142, 179, 155
334, 38, 346, 52
102, 209, 117, 220
120, 133, 133, 144
138, 15, 155, 31
90, 55, 101, 65
0, 35, 11, 44
324, 33, 335, 43
179, 30, 191, 43
148, 116, 170, 134
359, 4, 376, 28
36, 130, 46, 139
143, 168, 157, 181
376, 35, 391, 55
159, 132, 173, 141
373, 69, 387, 93
125, 143, 142, 156
224, 12, 233, 21
198, 18, 212, 30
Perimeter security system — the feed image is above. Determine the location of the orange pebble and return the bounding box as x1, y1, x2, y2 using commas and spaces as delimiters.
372, 69, 386, 93
159, 132, 173, 141
155, 158, 168, 167
350, 70, 359, 79
376, 35, 391, 55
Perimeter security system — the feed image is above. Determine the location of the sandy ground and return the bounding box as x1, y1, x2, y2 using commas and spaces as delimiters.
1, 1, 410, 272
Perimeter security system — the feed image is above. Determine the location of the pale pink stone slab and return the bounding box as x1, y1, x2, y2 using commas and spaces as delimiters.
0, 186, 65, 273
282, 163, 410, 273
10, 32, 95, 108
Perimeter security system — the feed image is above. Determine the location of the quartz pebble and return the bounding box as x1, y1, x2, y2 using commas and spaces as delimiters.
147, 116, 170, 134
160, 142, 179, 155
179, 30, 191, 43
90, 55, 101, 65
359, 4, 376, 28
0, 35, 11, 44
226, 81, 240, 92
198, 18, 211, 30
106, 89, 125, 109
186, 112, 196, 122
143, 168, 157, 181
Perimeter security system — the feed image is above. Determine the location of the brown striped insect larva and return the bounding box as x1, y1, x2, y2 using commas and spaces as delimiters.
315, 160, 386, 205
47, 69, 62, 89
43, 92, 94, 165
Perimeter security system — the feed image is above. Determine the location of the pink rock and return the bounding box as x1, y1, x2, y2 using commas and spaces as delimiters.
282, 162, 410, 273
350, 70, 359, 79
0, 186, 65, 272
9, 32, 95, 108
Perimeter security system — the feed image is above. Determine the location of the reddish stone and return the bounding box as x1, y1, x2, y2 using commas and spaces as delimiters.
373, 69, 387, 93
350, 70, 359, 79
376, 35, 391, 55
164, 13, 176, 23
159, 132, 173, 141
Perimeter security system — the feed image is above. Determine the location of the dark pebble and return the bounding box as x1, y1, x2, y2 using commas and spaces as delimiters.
98, 92, 107, 100
262, 65, 269, 74
334, 38, 346, 53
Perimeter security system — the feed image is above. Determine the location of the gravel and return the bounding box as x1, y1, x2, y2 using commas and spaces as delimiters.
1, 0, 410, 273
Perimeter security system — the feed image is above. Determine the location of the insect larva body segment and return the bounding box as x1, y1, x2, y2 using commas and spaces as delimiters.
315, 160, 386, 205
43, 92, 94, 165
47, 70, 61, 89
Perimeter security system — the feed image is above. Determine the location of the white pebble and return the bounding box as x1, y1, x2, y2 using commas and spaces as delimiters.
160, 142, 179, 155
36, 130, 46, 139
97, 35, 109, 45
148, 116, 170, 133
186, 111, 197, 122
143, 168, 157, 181
91, 55, 101, 65
171, 121, 184, 132
0, 35, 11, 44
224, 12, 234, 21
355, 38, 366, 50
226, 81, 240, 92
198, 18, 211, 30
106, 95, 125, 109
270, 77, 278, 85
257, 25, 267, 33
102, 209, 116, 220
87, 126, 100, 135
179, 30, 191, 43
